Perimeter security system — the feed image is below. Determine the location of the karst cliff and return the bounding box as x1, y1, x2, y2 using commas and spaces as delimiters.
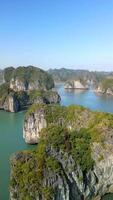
0, 66, 60, 112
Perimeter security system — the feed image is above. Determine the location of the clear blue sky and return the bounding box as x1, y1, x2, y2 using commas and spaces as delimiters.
0, 0, 113, 71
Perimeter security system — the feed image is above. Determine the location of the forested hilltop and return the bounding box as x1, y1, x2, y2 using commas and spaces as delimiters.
48, 68, 113, 83
0, 66, 60, 112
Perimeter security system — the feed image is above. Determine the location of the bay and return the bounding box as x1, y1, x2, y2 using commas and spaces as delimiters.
56, 84, 113, 113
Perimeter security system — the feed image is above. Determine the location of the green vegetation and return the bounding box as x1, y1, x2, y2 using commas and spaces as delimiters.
4, 67, 15, 82
70, 128, 94, 171
10, 124, 94, 199
48, 68, 111, 83
11, 66, 54, 90
26, 104, 113, 143
98, 154, 104, 162
101, 78, 113, 91
3, 66, 54, 90
0, 83, 10, 103
10, 140, 61, 200
0, 66, 56, 111
0, 69, 4, 84
10, 103, 113, 199
29, 89, 60, 104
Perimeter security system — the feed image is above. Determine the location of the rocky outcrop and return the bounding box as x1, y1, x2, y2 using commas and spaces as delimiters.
95, 86, 113, 95
10, 78, 41, 92
65, 80, 89, 89
33, 91, 61, 105
3, 94, 19, 112
95, 79, 113, 95
10, 78, 27, 91
23, 107, 47, 144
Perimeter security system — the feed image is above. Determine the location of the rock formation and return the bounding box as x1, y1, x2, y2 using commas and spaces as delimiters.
23, 106, 47, 144
10, 78, 41, 92
95, 78, 113, 95
0, 66, 60, 112
64, 80, 89, 89
3, 93, 19, 112
95, 86, 113, 95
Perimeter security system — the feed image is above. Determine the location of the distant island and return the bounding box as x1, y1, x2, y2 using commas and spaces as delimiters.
48, 68, 113, 95
95, 78, 113, 95
0, 66, 60, 112
64, 80, 89, 90
48, 68, 113, 83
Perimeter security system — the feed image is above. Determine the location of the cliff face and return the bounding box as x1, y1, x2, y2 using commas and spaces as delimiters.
23, 108, 47, 144
10, 78, 41, 92
64, 80, 89, 89
4, 94, 19, 112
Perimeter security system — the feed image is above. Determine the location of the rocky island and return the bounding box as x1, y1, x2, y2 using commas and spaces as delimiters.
0, 66, 60, 112
64, 80, 89, 90
95, 78, 113, 95
10, 103, 113, 200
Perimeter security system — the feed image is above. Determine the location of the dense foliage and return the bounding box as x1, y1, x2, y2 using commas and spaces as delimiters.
101, 78, 113, 90
10, 66, 54, 90
4, 67, 15, 82
0, 69, 4, 84
0, 83, 10, 103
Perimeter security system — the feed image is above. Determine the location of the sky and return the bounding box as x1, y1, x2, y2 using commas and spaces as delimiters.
0, 0, 113, 71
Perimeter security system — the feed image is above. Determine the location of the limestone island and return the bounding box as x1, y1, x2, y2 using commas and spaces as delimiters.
0, 66, 60, 112
95, 78, 113, 95
64, 80, 89, 90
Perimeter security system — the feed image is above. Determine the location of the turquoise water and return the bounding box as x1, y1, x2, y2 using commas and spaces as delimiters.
0, 84, 113, 199
0, 111, 34, 200
56, 84, 113, 113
